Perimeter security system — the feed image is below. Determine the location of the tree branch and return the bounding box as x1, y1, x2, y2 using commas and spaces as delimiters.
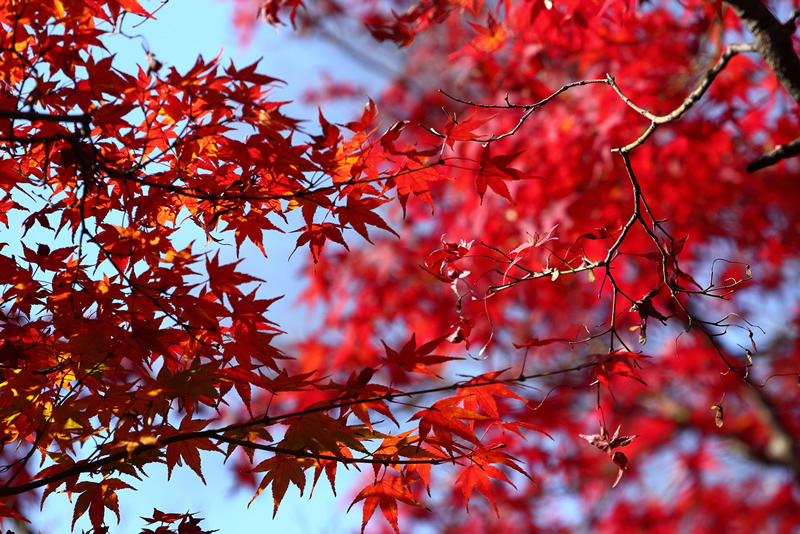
747, 135, 800, 172
743, 387, 800, 479
0, 109, 92, 126
0, 361, 596, 498
609, 43, 757, 153
724, 0, 800, 104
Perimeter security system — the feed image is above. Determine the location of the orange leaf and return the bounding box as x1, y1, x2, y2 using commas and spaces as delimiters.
250, 455, 310, 517
348, 477, 428, 534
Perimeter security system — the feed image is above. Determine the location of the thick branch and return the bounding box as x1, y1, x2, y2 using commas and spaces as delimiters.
743, 387, 800, 479
747, 135, 800, 172
724, 0, 800, 104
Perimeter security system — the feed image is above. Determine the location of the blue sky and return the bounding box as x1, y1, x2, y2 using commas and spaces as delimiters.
26, 1, 393, 532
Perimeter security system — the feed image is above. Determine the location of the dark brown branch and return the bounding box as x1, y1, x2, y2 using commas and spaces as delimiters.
0, 109, 91, 125
746, 136, 800, 172
0, 361, 597, 498
425, 80, 608, 143
724, 0, 800, 104
0, 133, 76, 144
214, 435, 481, 466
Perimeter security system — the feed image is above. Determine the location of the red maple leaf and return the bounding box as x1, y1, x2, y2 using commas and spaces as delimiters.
348, 477, 429, 534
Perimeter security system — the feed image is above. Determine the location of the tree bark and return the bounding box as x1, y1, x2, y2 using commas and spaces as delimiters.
724, 0, 800, 105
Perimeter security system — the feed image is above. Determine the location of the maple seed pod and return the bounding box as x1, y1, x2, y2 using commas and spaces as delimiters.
711, 405, 724, 428
748, 330, 758, 352
145, 51, 163, 76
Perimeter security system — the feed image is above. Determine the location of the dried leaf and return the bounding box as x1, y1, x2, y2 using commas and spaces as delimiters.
711, 404, 724, 428
748, 330, 758, 353
145, 51, 162, 76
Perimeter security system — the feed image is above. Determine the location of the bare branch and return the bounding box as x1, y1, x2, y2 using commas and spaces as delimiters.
425, 80, 608, 143
609, 43, 757, 153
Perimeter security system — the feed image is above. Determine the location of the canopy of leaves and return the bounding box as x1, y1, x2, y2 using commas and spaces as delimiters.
2, 0, 800, 533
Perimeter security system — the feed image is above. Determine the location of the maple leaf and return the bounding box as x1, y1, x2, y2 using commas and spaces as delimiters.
580, 424, 638, 488
475, 145, 541, 204
423, 235, 474, 284
443, 112, 497, 150
282, 412, 369, 459
71, 478, 135, 531
457, 371, 527, 419
318, 369, 399, 429
336, 192, 399, 244
140, 510, 215, 534
411, 398, 488, 456
629, 289, 670, 346
363, 16, 416, 47
348, 477, 429, 534
580, 425, 638, 453
0, 196, 22, 228
206, 252, 263, 302
0, 502, 30, 523
223, 206, 283, 256
590, 351, 650, 396
221, 422, 273, 462
259, 369, 320, 394
509, 224, 559, 261
372, 430, 438, 464
250, 455, 312, 517
382, 334, 462, 378
380, 120, 409, 154
344, 98, 378, 132
445, 315, 477, 350
512, 335, 574, 349
387, 157, 451, 215
293, 222, 350, 266
457, 464, 508, 515
577, 227, 614, 241
225, 58, 286, 86
458, 445, 530, 515
463, 11, 507, 54
162, 417, 220, 483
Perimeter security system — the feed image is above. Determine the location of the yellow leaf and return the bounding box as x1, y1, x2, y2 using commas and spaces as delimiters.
63, 418, 83, 432
53, 0, 65, 18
